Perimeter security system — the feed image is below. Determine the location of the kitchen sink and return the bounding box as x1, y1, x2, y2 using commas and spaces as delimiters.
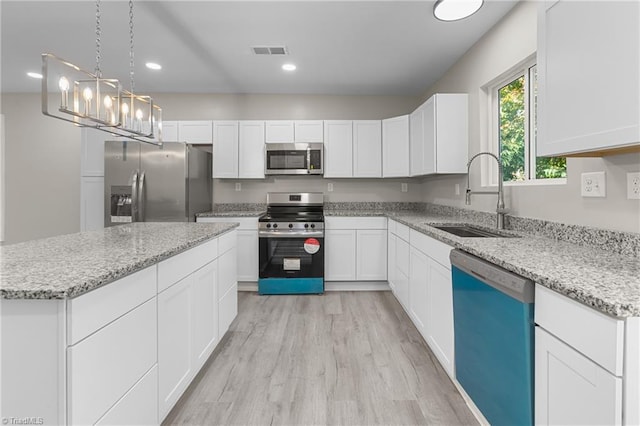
429, 224, 517, 238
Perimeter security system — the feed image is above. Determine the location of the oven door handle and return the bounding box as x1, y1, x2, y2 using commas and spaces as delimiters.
259, 230, 324, 238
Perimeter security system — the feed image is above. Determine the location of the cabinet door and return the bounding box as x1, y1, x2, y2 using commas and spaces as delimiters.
325, 229, 356, 281
356, 229, 387, 280
324, 120, 353, 177
294, 120, 324, 142
535, 327, 622, 425
158, 276, 193, 419
238, 121, 265, 179
422, 96, 436, 175
426, 259, 454, 378
537, 1, 640, 156
161, 121, 179, 142
237, 230, 258, 281
387, 232, 397, 292
212, 121, 239, 178
265, 121, 294, 143
81, 128, 105, 176
178, 121, 213, 144
218, 247, 238, 337
353, 120, 382, 177
382, 115, 410, 177
434, 94, 468, 173
192, 261, 218, 371
408, 247, 428, 335
409, 106, 424, 177
81, 176, 104, 232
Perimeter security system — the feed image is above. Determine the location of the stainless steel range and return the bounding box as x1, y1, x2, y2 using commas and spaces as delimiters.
258, 192, 324, 295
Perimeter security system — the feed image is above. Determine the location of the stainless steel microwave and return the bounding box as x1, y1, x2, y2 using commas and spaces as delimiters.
265, 143, 323, 175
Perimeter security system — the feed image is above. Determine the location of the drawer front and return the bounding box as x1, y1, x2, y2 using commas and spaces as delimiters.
395, 222, 410, 242
409, 229, 452, 268
388, 219, 397, 235
67, 266, 156, 345
68, 298, 157, 426
158, 238, 218, 292
325, 216, 387, 230
95, 365, 158, 426
535, 285, 624, 376
218, 229, 237, 255
197, 217, 258, 230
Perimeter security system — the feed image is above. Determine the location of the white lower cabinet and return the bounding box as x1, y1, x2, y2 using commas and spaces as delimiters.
191, 261, 219, 371
158, 274, 195, 419
325, 229, 357, 281
388, 220, 454, 378
535, 327, 622, 426
197, 217, 258, 282
325, 217, 387, 284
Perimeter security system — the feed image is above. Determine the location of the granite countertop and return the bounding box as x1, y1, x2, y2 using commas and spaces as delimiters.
0, 222, 238, 300
197, 210, 265, 218
326, 210, 640, 318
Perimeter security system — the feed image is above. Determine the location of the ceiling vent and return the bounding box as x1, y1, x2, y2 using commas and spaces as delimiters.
252, 46, 289, 55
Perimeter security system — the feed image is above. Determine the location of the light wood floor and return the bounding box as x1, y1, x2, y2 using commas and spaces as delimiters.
163, 291, 478, 426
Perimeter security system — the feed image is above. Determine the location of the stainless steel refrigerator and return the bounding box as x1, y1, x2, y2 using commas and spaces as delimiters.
104, 141, 212, 227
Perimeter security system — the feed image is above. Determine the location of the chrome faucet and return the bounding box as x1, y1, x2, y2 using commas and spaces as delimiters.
465, 152, 507, 230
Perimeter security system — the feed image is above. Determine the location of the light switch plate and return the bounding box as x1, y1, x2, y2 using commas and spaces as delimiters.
627, 172, 640, 199
327, 183, 334, 192
401, 183, 408, 193
235, 182, 241, 192
581, 171, 606, 197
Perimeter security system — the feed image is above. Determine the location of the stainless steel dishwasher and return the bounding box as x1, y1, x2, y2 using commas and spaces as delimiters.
450, 249, 535, 426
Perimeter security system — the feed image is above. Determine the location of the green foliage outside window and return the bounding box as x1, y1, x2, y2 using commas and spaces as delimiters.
498, 69, 566, 181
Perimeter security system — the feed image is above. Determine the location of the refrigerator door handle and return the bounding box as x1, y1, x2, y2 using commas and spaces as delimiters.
131, 170, 139, 222
138, 170, 146, 222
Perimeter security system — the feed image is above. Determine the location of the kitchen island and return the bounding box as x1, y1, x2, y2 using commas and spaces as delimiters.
0, 222, 239, 425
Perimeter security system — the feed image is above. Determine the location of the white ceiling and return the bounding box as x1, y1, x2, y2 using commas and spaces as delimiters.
1, 0, 518, 95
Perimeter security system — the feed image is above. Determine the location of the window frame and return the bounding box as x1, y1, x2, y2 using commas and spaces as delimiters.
483, 55, 566, 187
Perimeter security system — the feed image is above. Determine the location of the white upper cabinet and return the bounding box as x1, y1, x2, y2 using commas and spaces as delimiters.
238, 121, 265, 179
537, 1, 640, 156
410, 94, 468, 176
324, 120, 353, 178
265, 121, 294, 143
409, 105, 425, 177
161, 121, 179, 142
353, 120, 382, 178
178, 121, 213, 144
294, 120, 324, 142
382, 115, 410, 177
265, 120, 323, 143
212, 121, 239, 178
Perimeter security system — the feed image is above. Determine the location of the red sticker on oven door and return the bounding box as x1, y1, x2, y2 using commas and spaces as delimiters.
304, 238, 320, 254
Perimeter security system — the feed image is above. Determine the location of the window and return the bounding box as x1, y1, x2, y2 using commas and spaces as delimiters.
495, 62, 566, 182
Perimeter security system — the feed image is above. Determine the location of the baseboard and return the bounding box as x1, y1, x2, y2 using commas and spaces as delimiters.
324, 281, 390, 292
452, 379, 490, 426
237, 281, 391, 292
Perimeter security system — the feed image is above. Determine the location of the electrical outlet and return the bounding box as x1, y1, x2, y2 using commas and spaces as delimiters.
581, 171, 606, 197
235, 182, 241, 192
455, 184, 460, 195
401, 183, 408, 193
327, 183, 334, 192
627, 172, 640, 199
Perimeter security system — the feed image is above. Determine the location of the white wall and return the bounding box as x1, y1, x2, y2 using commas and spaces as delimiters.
1, 93, 81, 244
419, 1, 640, 233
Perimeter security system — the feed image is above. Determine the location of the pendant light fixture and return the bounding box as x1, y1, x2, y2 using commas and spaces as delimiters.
433, 0, 484, 22
41, 0, 162, 145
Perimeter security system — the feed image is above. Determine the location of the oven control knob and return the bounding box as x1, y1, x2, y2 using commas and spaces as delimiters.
273, 224, 278, 229
288, 223, 293, 229
310, 224, 316, 228
266, 223, 271, 228
304, 224, 309, 228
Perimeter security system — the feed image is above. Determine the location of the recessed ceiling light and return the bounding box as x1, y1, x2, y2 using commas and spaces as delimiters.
433, 0, 483, 22
145, 62, 162, 70
282, 63, 297, 72
27, 71, 43, 79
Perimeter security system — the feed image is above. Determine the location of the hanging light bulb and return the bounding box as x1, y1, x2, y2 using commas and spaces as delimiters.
58, 76, 69, 109
103, 95, 113, 123
82, 87, 93, 115
121, 101, 129, 128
